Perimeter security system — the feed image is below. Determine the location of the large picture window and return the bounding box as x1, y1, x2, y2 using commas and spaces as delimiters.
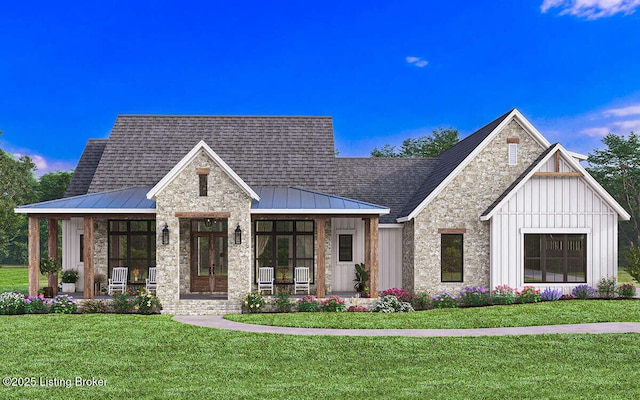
524, 234, 586, 283
108, 220, 156, 284
255, 220, 314, 284
441, 234, 463, 282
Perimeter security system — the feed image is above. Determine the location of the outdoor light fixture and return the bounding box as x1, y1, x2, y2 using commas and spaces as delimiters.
205, 218, 213, 227
162, 223, 170, 245
235, 224, 242, 245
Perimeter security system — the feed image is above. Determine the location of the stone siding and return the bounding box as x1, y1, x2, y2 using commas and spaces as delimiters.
401, 219, 415, 293
93, 219, 108, 291
412, 120, 545, 293
155, 149, 253, 313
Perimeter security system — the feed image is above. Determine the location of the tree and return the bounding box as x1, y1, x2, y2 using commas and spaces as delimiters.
37, 170, 73, 202
371, 127, 460, 158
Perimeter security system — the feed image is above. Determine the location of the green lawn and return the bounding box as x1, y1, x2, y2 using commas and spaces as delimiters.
0, 265, 48, 293
227, 300, 640, 329
0, 314, 638, 399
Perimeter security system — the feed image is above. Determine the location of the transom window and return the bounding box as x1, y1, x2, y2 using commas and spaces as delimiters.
254, 220, 314, 284
441, 234, 463, 282
108, 220, 156, 284
524, 234, 586, 283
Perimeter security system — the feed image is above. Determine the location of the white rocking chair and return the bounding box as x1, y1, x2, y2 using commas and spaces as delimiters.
294, 267, 310, 294
257, 267, 274, 294
108, 267, 128, 295
146, 267, 157, 293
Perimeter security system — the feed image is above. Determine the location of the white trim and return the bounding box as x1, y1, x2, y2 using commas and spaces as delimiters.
379, 223, 403, 228
569, 151, 588, 161
14, 208, 156, 214
146, 140, 260, 201
520, 227, 591, 234
400, 109, 552, 222
480, 144, 630, 221
251, 208, 390, 215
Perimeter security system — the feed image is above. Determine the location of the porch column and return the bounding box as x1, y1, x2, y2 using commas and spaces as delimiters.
316, 217, 326, 298
364, 216, 379, 298
83, 217, 95, 299
28, 216, 40, 297
48, 219, 59, 296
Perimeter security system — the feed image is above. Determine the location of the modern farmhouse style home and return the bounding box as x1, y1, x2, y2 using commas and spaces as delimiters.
15, 109, 630, 314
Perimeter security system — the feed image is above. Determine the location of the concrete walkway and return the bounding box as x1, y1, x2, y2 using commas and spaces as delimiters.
173, 315, 640, 337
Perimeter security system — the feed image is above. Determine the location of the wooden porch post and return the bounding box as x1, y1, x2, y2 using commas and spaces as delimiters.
83, 217, 95, 299
365, 216, 379, 298
28, 216, 40, 297
48, 219, 59, 296
316, 217, 326, 298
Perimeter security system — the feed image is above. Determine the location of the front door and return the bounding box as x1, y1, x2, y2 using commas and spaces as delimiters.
190, 220, 228, 292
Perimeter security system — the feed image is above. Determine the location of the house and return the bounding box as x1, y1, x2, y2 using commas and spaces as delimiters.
15, 109, 630, 314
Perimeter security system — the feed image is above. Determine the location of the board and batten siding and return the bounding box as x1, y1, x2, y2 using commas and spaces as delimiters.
62, 217, 84, 291
378, 225, 403, 291
490, 167, 618, 292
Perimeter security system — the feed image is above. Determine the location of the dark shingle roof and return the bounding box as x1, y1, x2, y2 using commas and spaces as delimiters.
398, 109, 514, 218
332, 158, 439, 223
481, 143, 558, 218
65, 139, 108, 197
88, 115, 337, 193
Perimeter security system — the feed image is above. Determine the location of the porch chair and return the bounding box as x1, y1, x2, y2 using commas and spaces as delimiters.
146, 267, 157, 293
257, 267, 274, 295
294, 267, 310, 294
108, 267, 128, 295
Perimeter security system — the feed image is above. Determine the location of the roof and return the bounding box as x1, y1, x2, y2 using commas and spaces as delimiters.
64, 139, 107, 197
332, 158, 439, 223
15, 186, 156, 214
252, 187, 389, 215
87, 115, 337, 194
398, 109, 514, 220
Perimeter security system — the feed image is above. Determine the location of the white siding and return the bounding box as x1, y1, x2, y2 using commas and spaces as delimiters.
378, 226, 403, 291
62, 217, 84, 291
490, 176, 618, 293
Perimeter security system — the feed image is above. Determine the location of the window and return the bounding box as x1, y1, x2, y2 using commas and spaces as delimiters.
441, 234, 463, 282
199, 174, 208, 196
508, 143, 518, 165
79, 234, 84, 263
524, 234, 586, 283
255, 220, 314, 284
108, 220, 156, 284
338, 234, 353, 262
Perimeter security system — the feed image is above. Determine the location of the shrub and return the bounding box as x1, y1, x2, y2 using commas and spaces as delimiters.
24, 295, 50, 314
134, 290, 162, 314
617, 283, 637, 299
380, 288, 411, 303
297, 295, 320, 312
51, 294, 77, 314
540, 287, 563, 301
459, 286, 490, 307
347, 305, 368, 312
371, 295, 414, 313
625, 242, 640, 283
61, 269, 79, 284
243, 290, 266, 313
321, 296, 346, 312
112, 293, 135, 313
274, 289, 294, 313
516, 286, 541, 304
560, 294, 574, 300
0, 292, 26, 315
82, 299, 110, 313
572, 284, 596, 299
596, 276, 617, 299
491, 285, 516, 305
411, 291, 431, 310
432, 291, 458, 309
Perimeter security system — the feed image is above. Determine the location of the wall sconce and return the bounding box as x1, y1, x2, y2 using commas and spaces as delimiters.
205, 218, 213, 227
162, 223, 170, 245
235, 224, 242, 245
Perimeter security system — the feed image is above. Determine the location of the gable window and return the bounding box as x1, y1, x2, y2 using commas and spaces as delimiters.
198, 174, 208, 197
441, 234, 463, 282
338, 234, 353, 262
255, 220, 314, 284
108, 220, 156, 284
524, 234, 586, 283
508, 143, 518, 165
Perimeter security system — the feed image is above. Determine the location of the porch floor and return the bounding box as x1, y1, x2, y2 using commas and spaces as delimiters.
61, 291, 361, 301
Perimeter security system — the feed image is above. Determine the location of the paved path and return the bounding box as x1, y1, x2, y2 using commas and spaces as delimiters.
173, 315, 640, 337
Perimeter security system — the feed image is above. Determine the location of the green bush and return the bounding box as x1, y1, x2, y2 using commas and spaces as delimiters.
321, 296, 346, 312
51, 294, 77, 314
371, 295, 414, 313
274, 289, 294, 313
411, 291, 431, 310
0, 292, 26, 315
82, 299, 110, 313
516, 286, 541, 304
432, 291, 458, 309
491, 285, 516, 305
134, 290, 162, 314
596, 276, 617, 299
617, 283, 637, 298
243, 290, 266, 313
112, 293, 135, 313
24, 295, 50, 314
296, 295, 320, 312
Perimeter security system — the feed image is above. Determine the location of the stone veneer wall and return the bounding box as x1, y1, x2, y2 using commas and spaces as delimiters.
178, 219, 190, 294
401, 219, 414, 293
93, 219, 108, 290
410, 120, 545, 293
324, 219, 332, 295
155, 150, 253, 313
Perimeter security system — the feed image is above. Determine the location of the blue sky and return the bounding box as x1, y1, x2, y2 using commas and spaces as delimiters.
1, 0, 640, 175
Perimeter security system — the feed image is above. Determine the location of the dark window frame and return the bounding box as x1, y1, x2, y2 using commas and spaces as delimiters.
441, 234, 463, 282
254, 220, 315, 284
524, 234, 587, 283
198, 174, 208, 197
108, 220, 156, 284
338, 234, 353, 262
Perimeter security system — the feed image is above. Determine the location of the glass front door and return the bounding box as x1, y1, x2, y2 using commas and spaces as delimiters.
190, 220, 228, 292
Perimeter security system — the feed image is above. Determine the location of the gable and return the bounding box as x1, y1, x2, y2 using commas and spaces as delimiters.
65, 139, 107, 197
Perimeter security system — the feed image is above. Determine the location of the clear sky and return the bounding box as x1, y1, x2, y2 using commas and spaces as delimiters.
1, 0, 640, 175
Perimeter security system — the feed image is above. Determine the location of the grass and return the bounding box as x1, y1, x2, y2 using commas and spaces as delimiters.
617, 266, 638, 284
0, 265, 48, 293
0, 314, 639, 399
227, 300, 640, 329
